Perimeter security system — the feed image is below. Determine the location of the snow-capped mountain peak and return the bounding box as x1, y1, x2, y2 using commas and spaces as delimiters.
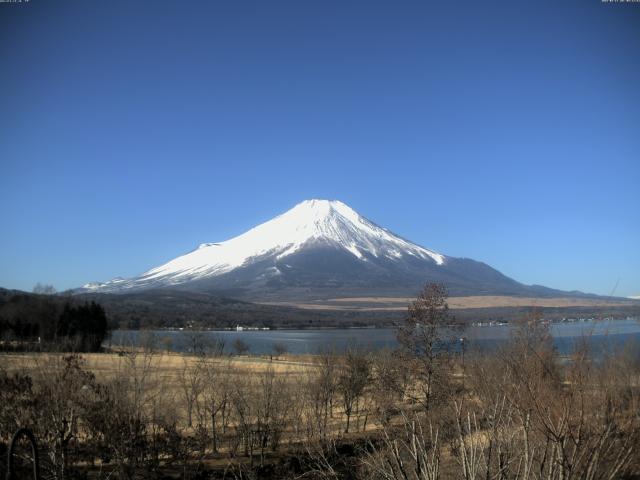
82, 199, 445, 292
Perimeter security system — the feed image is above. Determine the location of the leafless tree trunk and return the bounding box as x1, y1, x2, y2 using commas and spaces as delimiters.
337, 347, 371, 434
397, 283, 461, 411
178, 357, 204, 428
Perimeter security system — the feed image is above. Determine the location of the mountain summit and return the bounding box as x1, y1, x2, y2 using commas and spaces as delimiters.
82, 199, 565, 299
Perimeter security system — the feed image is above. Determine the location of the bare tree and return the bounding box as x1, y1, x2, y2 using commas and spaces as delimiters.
95, 347, 160, 479
229, 374, 255, 462
210, 334, 226, 356
201, 357, 232, 452
362, 413, 441, 480
254, 365, 291, 463
272, 341, 288, 359
397, 282, 459, 411
456, 313, 640, 480
337, 347, 371, 433
178, 358, 205, 428
31, 355, 96, 480
233, 338, 250, 356
185, 331, 224, 356
303, 349, 338, 441
371, 348, 410, 425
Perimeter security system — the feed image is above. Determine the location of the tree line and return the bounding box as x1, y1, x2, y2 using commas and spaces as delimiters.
0, 293, 109, 352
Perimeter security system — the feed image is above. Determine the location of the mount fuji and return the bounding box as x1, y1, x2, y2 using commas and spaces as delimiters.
80, 199, 570, 300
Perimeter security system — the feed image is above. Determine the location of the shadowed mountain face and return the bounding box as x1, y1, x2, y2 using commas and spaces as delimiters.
178, 243, 550, 300
79, 199, 583, 301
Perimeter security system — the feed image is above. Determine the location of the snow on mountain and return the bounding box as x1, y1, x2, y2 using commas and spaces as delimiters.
83, 200, 446, 293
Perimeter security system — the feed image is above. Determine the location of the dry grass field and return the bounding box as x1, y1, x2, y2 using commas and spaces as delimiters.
0, 350, 317, 384
262, 295, 638, 311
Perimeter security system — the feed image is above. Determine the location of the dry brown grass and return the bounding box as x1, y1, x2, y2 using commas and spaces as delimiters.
0, 351, 326, 440
0, 351, 316, 378
262, 295, 637, 311
0, 351, 399, 440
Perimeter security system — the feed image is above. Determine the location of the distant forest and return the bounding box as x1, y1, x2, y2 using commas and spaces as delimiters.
0, 292, 109, 351
1, 288, 638, 341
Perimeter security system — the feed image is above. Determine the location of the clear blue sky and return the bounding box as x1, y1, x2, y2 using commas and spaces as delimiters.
1, 0, 639, 297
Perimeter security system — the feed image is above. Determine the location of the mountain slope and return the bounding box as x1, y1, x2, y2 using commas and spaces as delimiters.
80, 199, 580, 300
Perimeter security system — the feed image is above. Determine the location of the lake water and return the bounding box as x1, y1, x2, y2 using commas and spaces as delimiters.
109, 318, 640, 356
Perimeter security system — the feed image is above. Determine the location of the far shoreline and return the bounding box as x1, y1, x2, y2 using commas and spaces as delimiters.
111, 315, 639, 333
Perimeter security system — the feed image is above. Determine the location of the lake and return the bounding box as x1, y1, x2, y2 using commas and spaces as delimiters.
109, 318, 640, 356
